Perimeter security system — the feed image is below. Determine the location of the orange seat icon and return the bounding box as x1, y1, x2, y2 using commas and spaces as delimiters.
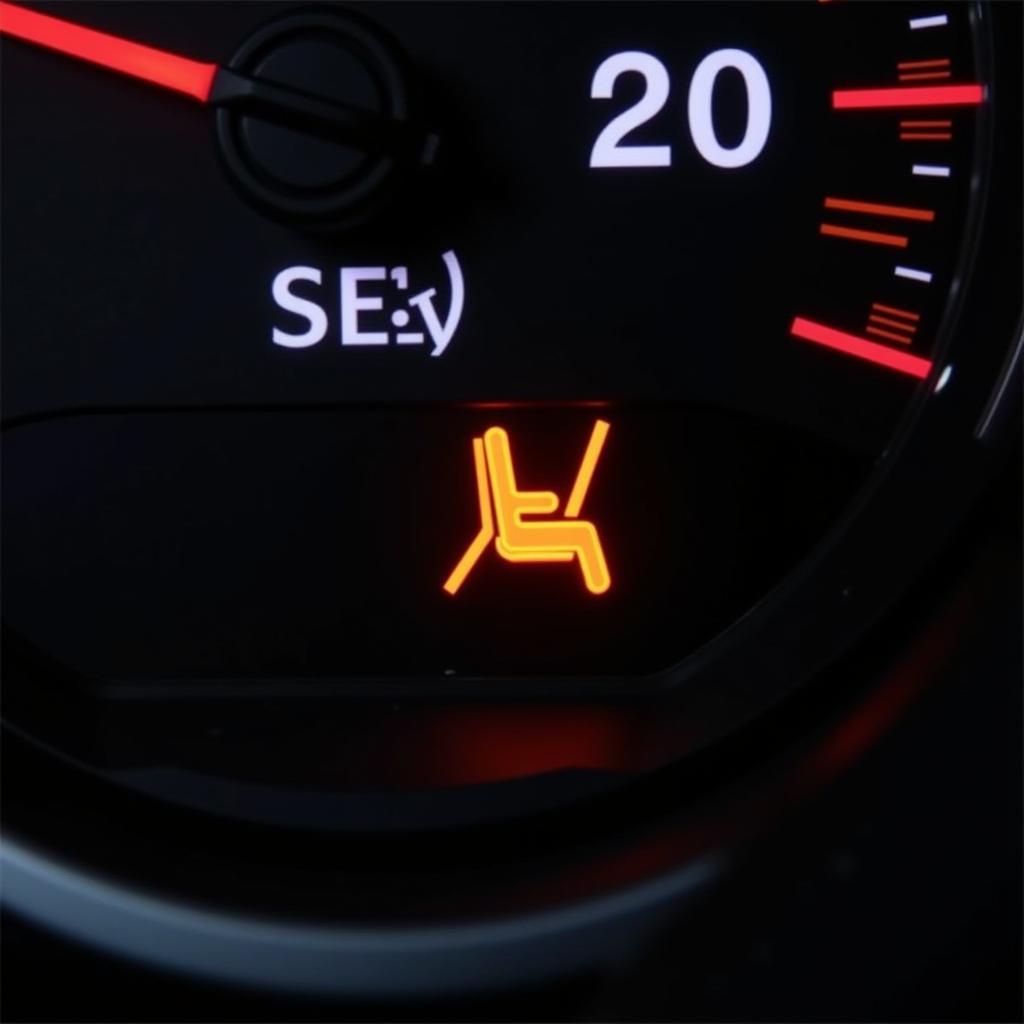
443, 420, 611, 595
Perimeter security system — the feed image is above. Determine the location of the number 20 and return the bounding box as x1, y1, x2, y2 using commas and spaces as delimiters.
589, 49, 772, 170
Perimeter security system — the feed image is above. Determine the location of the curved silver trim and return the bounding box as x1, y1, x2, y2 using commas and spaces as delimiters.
0, 837, 720, 996
976, 312, 1024, 439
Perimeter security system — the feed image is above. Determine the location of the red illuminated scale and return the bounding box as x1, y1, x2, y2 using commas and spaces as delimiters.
832, 84, 983, 109
790, 317, 933, 379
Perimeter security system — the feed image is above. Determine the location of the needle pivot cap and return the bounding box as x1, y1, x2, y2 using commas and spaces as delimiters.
213, 8, 432, 231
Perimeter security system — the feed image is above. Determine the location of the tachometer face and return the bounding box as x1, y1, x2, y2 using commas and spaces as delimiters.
0, 1, 1017, 699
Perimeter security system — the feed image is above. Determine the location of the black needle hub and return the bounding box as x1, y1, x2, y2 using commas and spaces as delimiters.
213, 8, 435, 232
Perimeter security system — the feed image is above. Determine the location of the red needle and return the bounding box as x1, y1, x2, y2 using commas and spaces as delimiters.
0, 1, 216, 101
0, 2, 437, 163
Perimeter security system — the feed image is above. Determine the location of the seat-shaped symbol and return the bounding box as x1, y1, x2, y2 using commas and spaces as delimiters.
443, 420, 611, 595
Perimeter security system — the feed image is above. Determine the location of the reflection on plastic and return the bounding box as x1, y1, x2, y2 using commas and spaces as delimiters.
444, 420, 611, 595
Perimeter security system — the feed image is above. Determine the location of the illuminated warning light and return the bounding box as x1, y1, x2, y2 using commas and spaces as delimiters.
444, 420, 612, 596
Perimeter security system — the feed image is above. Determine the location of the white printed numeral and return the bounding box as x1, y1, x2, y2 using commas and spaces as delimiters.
589, 48, 772, 171
687, 49, 772, 169
589, 52, 672, 168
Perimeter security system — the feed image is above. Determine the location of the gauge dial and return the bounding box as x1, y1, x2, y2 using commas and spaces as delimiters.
2, 0, 1008, 685
1, 0, 1021, 837
1, 2, 1020, 1004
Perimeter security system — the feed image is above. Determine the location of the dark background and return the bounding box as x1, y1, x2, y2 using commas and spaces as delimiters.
1, 3, 1019, 1019
3, 458, 1019, 1022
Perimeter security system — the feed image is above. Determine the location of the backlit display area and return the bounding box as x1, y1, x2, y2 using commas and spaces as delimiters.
2, 409, 861, 681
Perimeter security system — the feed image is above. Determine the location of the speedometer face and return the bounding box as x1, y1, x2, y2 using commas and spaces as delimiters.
0, 1, 1015, 689
2, 4, 1021, 1002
